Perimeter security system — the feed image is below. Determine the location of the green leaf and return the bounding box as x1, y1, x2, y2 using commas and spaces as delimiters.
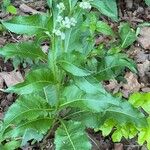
67, 110, 102, 128
6, 5, 17, 14
74, 76, 106, 94
2, 140, 21, 150
44, 84, 59, 106
0, 42, 47, 61
145, 0, 150, 6
1, 95, 53, 139
91, 0, 118, 21
61, 85, 147, 128
129, 92, 150, 114
6, 68, 55, 94
100, 119, 138, 142
96, 54, 137, 80
9, 118, 52, 138
1, 14, 50, 35
119, 23, 137, 48
55, 121, 91, 150
3, 95, 52, 126
58, 60, 92, 76
47, 0, 52, 7
21, 129, 43, 146
138, 118, 150, 150
96, 21, 114, 36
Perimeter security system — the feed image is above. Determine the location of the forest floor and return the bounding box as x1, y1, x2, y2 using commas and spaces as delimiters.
0, 0, 150, 149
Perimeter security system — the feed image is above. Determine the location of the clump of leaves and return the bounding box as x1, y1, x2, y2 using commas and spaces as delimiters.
0, 0, 148, 149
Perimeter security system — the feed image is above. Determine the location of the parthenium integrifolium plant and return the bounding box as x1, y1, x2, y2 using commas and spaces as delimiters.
0, 0, 149, 149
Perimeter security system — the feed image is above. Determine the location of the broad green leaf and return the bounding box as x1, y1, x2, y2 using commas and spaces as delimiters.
1, 14, 50, 35
3, 95, 52, 126
129, 92, 150, 114
58, 60, 92, 76
96, 21, 114, 36
6, 68, 55, 94
1, 95, 53, 139
8, 118, 52, 138
61, 85, 147, 127
66, 109, 102, 128
44, 84, 59, 106
119, 23, 137, 48
21, 129, 43, 146
0, 42, 47, 61
145, 0, 150, 6
74, 76, 106, 94
138, 118, 150, 150
91, 0, 118, 21
96, 54, 137, 80
55, 121, 91, 150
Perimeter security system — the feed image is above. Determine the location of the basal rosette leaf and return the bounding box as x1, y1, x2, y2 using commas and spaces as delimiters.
0, 95, 53, 140
60, 84, 147, 128
6, 68, 56, 94
0, 42, 47, 61
8, 118, 52, 138
55, 120, 91, 150
65, 109, 102, 128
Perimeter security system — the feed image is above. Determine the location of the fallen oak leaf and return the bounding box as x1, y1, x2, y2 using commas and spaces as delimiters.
0, 70, 23, 87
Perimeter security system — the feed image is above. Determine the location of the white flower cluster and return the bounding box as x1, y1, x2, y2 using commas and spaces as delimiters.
53, 29, 65, 40
61, 17, 77, 28
79, 0, 93, 10
53, 3, 77, 40
57, 2, 65, 13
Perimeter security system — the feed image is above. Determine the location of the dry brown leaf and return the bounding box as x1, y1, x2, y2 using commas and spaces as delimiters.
114, 143, 123, 150
0, 37, 6, 47
19, 3, 41, 14
142, 87, 150, 92
122, 72, 142, 97
105, 80, 120, 94
138, 27, 150, 50
0, 70, 23, 87
137, 60, 150, 77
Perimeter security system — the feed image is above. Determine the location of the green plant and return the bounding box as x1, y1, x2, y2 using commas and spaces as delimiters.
129, 92, 150, 149
0, 0, 148, 149
1, 0, 17, 14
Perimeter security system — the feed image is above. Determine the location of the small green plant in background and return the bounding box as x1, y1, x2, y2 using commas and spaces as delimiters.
2, 0, 17, 14
0, 0, 149, 149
